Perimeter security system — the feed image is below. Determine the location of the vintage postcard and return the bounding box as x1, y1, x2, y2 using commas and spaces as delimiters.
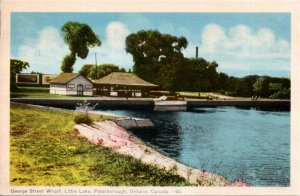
0, 0, 300, 195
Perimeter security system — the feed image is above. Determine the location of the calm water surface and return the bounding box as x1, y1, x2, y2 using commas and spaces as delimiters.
100, 107, 290, 186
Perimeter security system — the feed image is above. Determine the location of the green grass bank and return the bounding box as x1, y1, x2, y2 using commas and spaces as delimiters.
10, 103, 189, 186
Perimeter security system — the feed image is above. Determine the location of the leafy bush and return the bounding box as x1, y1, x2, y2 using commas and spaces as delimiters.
74, 113, 93, 125
270, 88, 290, 99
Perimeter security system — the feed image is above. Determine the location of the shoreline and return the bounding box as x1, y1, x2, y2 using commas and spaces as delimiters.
10, 102, 249, 186
10, 102, 123, 117
10, 97, 290, 110
75, 121, 249, 187
9, 103, 190, 186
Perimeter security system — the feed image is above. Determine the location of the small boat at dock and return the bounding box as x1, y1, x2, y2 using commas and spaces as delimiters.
115, 117, 155, 130
154, 100, 187, 111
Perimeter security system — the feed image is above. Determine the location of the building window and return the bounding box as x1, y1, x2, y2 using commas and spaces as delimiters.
85, 85, 93, 90
67, 84, 75, 89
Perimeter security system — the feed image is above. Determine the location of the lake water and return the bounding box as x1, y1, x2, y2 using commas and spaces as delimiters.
100, 107, 290, 186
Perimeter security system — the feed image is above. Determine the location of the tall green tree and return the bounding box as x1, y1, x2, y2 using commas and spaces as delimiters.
253, 76, 270, 97
10, 59, 29, 91
235, 75, 259, 97
90, 64, 123, 80
79, 63, 125, 80
125, 30, 188, 87
174, 58, 219, 92
61, 22, 101, 73
79, 64, 93, 78
217, 72, 230, 91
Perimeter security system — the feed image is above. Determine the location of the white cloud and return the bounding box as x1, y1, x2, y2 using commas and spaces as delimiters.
185, 23, 291, 77
255, 28, 275, 50
201, 24, 226, 53
106, 22, 130, 49
15, 23, 133, 74
276, 39, 290, 53
182, 23, 290, 77
73, 21, 133, 72
198, 23, 290, 59
16, 26, 68, 74
37, 27, 64, 52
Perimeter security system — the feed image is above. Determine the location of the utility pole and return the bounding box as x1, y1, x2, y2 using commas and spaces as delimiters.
95, 52, 98, 79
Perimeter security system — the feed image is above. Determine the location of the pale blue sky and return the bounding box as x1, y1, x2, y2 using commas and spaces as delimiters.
11, 13, 290, 77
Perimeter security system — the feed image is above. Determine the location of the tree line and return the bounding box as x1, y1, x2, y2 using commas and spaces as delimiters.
10, 21, 290, 99
124, 30, 290, 99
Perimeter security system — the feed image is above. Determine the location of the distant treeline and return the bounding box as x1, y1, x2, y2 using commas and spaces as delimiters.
78, 55, 290, 100
124, 30, 290, 99
134, 57, 290, 99
214, 73, 290, 99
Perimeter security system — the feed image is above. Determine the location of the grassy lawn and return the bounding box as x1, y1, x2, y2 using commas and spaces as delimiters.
10, 87, 86, 99
10, 103, 189, 186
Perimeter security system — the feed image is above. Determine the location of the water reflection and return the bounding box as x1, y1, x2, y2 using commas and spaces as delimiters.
189, 108, 225, 114
101, 107, 290, 186
106, 110, 183, 158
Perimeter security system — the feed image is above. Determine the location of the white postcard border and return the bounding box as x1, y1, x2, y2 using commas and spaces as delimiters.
1, 0, 299, 195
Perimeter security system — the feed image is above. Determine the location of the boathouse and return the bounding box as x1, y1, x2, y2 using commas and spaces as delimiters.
50, 73, 93, 96
93, 72, 157, 97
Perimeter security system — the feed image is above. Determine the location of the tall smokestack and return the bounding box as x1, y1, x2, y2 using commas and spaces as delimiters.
196, 46, 199, 58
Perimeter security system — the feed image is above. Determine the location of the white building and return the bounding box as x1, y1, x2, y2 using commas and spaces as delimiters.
50, 73, 93, 96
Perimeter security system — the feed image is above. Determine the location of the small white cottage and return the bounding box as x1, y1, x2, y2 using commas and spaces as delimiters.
50, 73, 93, 96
